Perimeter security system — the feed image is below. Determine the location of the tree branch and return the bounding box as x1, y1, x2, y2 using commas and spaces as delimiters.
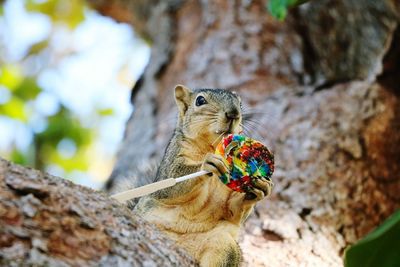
0, 158, 196, 266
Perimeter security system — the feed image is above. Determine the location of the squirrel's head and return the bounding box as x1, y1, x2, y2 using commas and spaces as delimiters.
174, 84, 242, 145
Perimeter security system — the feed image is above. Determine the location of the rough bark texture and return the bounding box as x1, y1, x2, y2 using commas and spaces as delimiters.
0, 158, 196, 266
87, 0, 400, 266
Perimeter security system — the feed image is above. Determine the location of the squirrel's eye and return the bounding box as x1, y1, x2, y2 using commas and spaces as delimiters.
195, 96, 207, 106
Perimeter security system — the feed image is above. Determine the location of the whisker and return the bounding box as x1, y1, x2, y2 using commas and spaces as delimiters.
241, 121, 268, 141
183, 116, 217, 125
181, 119, 209, 128
240, 123, 260, 139
243, 111, 270, 115
212, 132, 225, 147
242, 113, 271, 122
242, 119, 261, 131
243, 117, 263, 126
242, 105, 277, 114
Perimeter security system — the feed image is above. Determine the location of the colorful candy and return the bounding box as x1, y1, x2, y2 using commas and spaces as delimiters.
215, 134, 274, 193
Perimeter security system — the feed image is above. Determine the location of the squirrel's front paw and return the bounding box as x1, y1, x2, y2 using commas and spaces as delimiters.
244, 177, 273, 202
201, 153, 229, 178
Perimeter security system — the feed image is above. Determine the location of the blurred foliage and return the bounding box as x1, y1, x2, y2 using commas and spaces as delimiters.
0, 65, 39, 122
267, 0, 309, 20
26, 0, 84, 28
344, 209, 400, 267
33, 106, 92, 171
0, 0, 97, 179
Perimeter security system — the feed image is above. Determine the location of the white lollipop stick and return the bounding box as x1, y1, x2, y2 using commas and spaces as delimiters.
111, 170, 209, 203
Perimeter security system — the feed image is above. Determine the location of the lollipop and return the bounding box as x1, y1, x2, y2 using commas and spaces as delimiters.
215, 134, 274, 193
112, 134, 274, 202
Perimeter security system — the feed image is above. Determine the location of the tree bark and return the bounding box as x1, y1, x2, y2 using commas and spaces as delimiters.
0, 158, 195, 266
89, 0, 400, 266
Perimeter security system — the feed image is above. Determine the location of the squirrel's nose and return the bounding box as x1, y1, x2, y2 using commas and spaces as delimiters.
225, 109, 240, 120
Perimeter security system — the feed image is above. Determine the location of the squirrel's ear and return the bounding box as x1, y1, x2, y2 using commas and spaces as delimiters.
174, 84, 192, 116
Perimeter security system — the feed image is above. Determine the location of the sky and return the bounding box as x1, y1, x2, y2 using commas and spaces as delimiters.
0, 0, 150, 188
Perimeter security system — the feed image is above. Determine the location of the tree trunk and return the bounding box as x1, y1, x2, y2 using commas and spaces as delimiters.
0, 158, 195, 266
89, 0, 400, 266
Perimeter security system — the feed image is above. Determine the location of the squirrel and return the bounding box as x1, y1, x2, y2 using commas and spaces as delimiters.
134, 85, 273, 267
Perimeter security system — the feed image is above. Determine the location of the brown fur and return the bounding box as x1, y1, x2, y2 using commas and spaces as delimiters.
134, 85, 272, 267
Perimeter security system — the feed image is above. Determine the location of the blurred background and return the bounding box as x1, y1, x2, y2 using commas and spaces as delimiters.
0, 0, 150, 189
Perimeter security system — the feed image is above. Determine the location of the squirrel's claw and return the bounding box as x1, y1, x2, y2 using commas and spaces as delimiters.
201, 153, 229, 178
245, 177, 273, 202
202, 153, 273, 202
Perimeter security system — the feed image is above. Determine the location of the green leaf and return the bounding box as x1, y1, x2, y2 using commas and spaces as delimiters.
268, 0, 288, 21
10, 149, 32, 166
14, 78, 41, 101
35, 106, 92, 148
0, 65, 23, 90
33, 106, 94, 170
97, 108, 114, 116
26, 0, 55, 14
26, 0, 85, 29
52, 145, 89, 171
267, 0, 308, 20
27, 40, 49, 55
0, 96, 28, 121
344, 209, 400, 267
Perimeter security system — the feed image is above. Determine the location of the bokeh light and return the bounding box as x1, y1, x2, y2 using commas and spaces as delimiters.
0, 0, 150, 188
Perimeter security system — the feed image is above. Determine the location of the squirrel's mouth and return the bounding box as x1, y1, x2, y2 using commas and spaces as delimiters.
214, 116, 241, 136
212, 126, 241, 147
227, 119, 241, 134
215, 123, 240, 135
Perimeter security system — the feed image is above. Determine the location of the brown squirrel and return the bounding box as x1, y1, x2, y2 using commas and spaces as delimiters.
134, 85, 273, 267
